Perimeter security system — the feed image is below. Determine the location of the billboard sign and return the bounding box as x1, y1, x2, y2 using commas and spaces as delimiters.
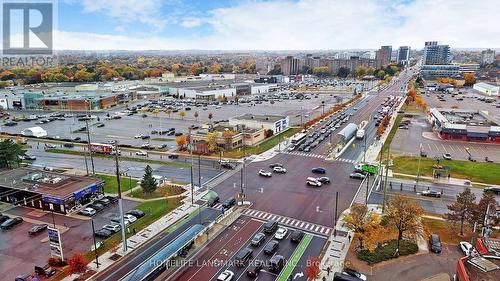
48, 227, 64, 260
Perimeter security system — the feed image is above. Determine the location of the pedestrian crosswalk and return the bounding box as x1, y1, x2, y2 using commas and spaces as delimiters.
336, 158, 356, 164
242, 209, 333, 236
282, 151, 325, 159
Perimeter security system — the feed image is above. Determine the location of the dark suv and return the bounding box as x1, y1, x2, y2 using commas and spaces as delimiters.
268, 255, 285, 273
263, 220, 278, 233
246, 260, 264, 278
222, 197, 236, 209
235, 248, 253, 267
429, 234, 442, 253
264, 240, 279, 254
290, 230, 304, 243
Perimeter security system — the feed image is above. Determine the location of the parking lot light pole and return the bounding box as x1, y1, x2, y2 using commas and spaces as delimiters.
85, 119, 95, 175
91, 218, 100, 268
114, 143, 127, 252
416, 143, 422, 191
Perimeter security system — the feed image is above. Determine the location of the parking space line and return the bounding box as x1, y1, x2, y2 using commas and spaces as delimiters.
433, 143, 439, 151
448, 145, 455, 153
426, 143, 432, 152
441, 144, 447, 153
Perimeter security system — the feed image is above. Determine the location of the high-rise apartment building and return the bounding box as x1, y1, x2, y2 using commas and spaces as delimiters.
375, 46, 392, 68
481, 49, 496, 65
422, 41, 451, 65
280, 56, 302, 76
397, 46, 411, 65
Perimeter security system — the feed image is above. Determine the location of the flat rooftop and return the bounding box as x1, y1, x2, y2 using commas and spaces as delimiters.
0, 167, 104, 199
433, 108, 500, 127
231, 113, 286, 123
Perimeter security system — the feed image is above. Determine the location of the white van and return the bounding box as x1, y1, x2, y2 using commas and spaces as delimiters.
306, 177, 322, 187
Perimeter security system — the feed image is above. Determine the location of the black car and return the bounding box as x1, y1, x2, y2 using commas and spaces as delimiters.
0, 217, 23, 229
263, 220, 278, 233
484, 186, 500, 195
221, 163, 236, 169
207, 196, 220, 207
63, 143, 74, 148
290, 230, 304, 243
235, 248, 253, 267
141, 135, 151, 139
316, 177, 330, 184
151, 130, 158, 134
34, 265, 56, 277
311, 167, 326, 174
94, 228, 113, 238
246, 260, 264, 278
269, 163, 283, 168
222, 197, 236, 209
168, 154, 179, 159
251, 233, 265, 246
268, 255, 285, 273
28, 224, 48, 235
264, 240, 279, 254
126, 209, 145, 218
0, 215, 10, 224
429, 234, 442, 253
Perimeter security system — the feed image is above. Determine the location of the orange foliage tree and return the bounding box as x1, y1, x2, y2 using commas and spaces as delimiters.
463, 73, 476, 86
65, 252, 88, 275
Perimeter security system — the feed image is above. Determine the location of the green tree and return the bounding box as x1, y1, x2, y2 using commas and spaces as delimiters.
0, 139, 25, 168
446, 187, 476, 236
312, 66, 330, 77
337, 67, 350, 78
140, 165, 158, 194
471, 191, 498, 228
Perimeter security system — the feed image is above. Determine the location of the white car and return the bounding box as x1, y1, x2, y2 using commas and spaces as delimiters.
124, 214, 137, 224
217, 270, 234, 281
79, 207, 96, 216
103, 223, 121, 233
273, 166, 287, 173
136, 150, 148, 156
141, 142, 150, 148
134, 134, 144, 139
459, 241, 474, 256
259, 170, 272, 177
275, 227, 288, 240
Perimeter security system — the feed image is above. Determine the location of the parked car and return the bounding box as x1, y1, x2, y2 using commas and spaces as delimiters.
258, 170, 272, 177
217, 270, 234, 281
126, 209, 145, 218
349, 173, 366, 180
34, 265, 56, 277
264, 240, 279, 254
316, 177, 330, 184
421, 189, 441, 198
274, 227, 288, 240
124, 214, 138, 224
207, 196, 220, 207
311, 167, 326, 174
333, 272, 364, 281
79, 207, 96, 216
103, 224, 121, 233
251, 233, 266, 246
28, 224, 48, 235
342, 268, 368, 281
0, 217, 23, 229
484, 186, 500, 195
222, 197, 236, 209
90, 203, 105, 211
273, 166, 287, 173
443, 153, 452, 160
246, 260, 264, 278
459, 241, 474, 256
136, 150, 148, 156
95, 228, 113, 238
290, 230, 304, 243
429, 234, 442, 253
0, 214, 10, 224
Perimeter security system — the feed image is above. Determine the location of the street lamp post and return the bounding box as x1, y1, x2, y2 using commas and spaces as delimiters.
91, 219, 100, 268
113, 142, 127, 252
416, 143, 422, 192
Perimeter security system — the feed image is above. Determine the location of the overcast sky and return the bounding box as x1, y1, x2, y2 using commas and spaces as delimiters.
10, 0, 500, 50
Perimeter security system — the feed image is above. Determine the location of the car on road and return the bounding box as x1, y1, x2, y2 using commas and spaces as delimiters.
484, 186, 500, 195
124, 214, 138, 224
134, 134, 144, 139
45, 144, 57, 149
421, 189, 441, 198
459, 241, 474, 256
264, 240, 279, 254
0, 215, 10, 224
207, 196, 220, 207
350, 173, 366, 180
103, 224, 121, 233
136, 150, 148, 156
274, 227, 288, 240
258, 170, 272, 177
94, 228, 113, 238
222, 197, 236, 209
311, 167, 326, 174
443, 153, 452, 160
269, 163, 283, 168
246, 260, 264, 278
23, 155, 37, 160
429, 234, 442, 253
235, 247, 253, 267
217, 270, 234, 281
0, 217, 23, 229
316, 177, 330, 184
290, 230, 304, 243
268, 255, 285, 273
221, 163, 236, 169
126, 209, 145, 218
263, 220, 278, 233
251, 233, 266, 246
334, 272, 364, 281
79, 207, 96, 216
28, 224, 48, 235
273, 166, 287, 173
168, 154, 179, 159
306, 177, 322, 187
342, 268, 368, 281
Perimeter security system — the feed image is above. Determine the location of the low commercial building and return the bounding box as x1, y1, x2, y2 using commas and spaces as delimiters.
0, 168, 105, 214
190, 124, 266, 150
22, 91, 134, 110
429, 108, 500, 143
473, 82, 499, 96
229, 114, 289, 134
420, 64, 460, 78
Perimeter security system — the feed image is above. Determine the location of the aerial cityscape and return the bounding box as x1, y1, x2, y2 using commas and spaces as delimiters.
0, 1, 499, 281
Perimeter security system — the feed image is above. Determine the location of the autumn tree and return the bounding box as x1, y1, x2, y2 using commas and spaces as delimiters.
65, 252, 88, 275
312, 66, 330, 77
221, 129, 235, 149
446, 187, 476, 236
344, 204, 383, 250
463, 73, 476, 86
304, 256, 321, 280
178, 111, 186, 120
175, 135, 188, 150
206, 132, 219, 152
355, 66, 367, 78
384, 195, 424, 251
165, 108, 172, 118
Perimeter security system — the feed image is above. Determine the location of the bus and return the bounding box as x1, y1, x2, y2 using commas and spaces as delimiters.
290, 133, 307, 145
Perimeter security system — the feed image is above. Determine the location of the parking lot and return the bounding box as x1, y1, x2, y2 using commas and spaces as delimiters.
169, 215, 325, 281
0, 199, 139, 280
423, 90, 500, 118
211, 153, 361, 228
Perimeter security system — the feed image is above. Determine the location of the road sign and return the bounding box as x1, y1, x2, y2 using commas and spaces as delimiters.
48, 227, 64, 260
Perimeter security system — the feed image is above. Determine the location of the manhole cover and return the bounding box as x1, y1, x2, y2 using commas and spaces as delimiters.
109, 253, 122, 261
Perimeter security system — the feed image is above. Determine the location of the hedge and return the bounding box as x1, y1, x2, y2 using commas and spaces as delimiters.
357, 239, 418, 265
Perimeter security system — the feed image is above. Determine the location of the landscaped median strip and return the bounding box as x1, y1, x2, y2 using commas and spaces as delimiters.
276, 233, 313, 281
46, 148, 191, 168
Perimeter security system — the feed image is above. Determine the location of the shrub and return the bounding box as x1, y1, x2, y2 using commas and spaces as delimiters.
357, 239, 418, 265
48, 257, 67, 267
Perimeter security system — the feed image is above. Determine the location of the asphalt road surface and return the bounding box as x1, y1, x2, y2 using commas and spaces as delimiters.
94, 207, 221, 281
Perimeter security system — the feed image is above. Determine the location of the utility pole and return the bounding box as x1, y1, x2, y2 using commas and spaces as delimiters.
416, 143, 422, 191
365, 174, 370, 205
334, 191, 338, 235
84, 153, 89, 176
198, 154, 201, 191
91, 219, 100, 268
190, 166, 194, 205
114, 143, 127, 252
363, 131, 367, 163
240, 162, 244, 206
382, 145, 390, 213
85, 119, 95, 175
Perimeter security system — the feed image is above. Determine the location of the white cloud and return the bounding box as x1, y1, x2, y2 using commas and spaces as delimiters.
56, 0, 499, 50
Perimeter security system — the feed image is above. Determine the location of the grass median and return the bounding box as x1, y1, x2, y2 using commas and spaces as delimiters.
129, 184, 186, 199
223, 127, 301, 158
46, 148, 191, 168
380, 114, 403, 158
392, 156, 500, 185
